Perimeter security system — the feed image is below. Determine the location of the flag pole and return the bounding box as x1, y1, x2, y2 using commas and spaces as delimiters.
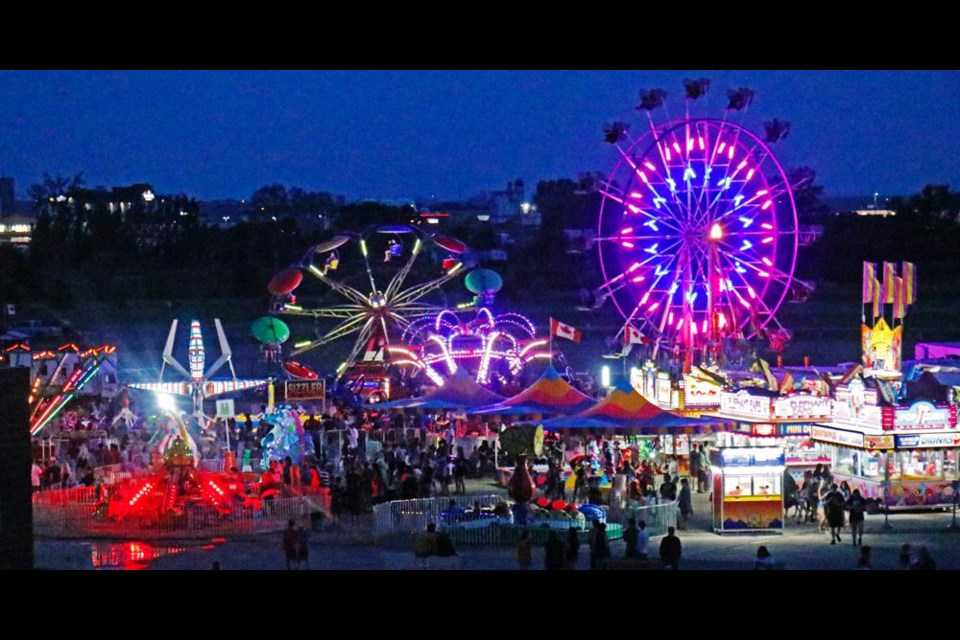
548, 317, 553, 367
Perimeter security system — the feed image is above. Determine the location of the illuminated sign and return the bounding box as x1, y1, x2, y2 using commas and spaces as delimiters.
890, 401, 957, 431
864, 435, 894, 450
810, 426, 864, 448
718, 447, 785, 467
285, 379, 326, 401
683, 375, 721, 408
720, 392, 771, 419
772, 395, 832, 420
895, 433, 960, 449
656, 376, 672, 405
833, 401, 884, 427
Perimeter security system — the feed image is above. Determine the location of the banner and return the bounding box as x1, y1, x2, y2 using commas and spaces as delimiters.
862, 262, 875, 303
882, 262, 896, 303
893, 275, 905, 319
901, 261, 916, 305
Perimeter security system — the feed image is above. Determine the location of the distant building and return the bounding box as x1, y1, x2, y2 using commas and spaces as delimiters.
0, 214, 36, 249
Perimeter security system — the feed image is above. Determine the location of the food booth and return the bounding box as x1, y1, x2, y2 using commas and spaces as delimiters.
710, 446, 785, 534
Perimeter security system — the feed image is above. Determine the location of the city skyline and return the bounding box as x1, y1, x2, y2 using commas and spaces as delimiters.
0, 70, 957, 202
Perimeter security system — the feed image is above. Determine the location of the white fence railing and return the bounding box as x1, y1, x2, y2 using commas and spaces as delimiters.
372, 494, 504, 539
34, 496, 326, 540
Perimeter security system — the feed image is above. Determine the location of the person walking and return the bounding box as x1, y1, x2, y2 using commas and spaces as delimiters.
636, 520, 650, 559
825, 484, 846, 544
590, 522, 610, 570
846, 489, 867, 546
516, 529, 533, 569
895, 543, 915, 570
545, 531, 565, 570
282, 519, 299, 570
677, 478, 693, 530
659, 526, 682, 570
913, 547, 936, 570
623, 518, 639, 558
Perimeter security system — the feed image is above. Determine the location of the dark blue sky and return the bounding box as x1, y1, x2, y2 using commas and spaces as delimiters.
1, 70, 957, 202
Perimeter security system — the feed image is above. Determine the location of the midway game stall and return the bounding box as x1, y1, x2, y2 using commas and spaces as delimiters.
813, 382, 959, 509
710, 390, 833, 482
710, 446, 785, 534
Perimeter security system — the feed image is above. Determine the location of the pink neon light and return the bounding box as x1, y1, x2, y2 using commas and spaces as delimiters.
676, 319, 684, 329
639, 172, 649, 184
627, 204, 641, 214
640, 291, 651, 305
629, 192, 644, 199
621, 241, 634, 248
643, 162, 656, 171
746, 168, 755, 181
686, 138, 694, 152
740, 298, 751, 309
665, 148, 672, 161
758, 271, 770, 278
736, 160, 747, 171
762, 236, 774, 244
648, 302, 659, 312
717, 142, 726, 154
762, 200, 772, 210
620, 227, 634, 235
761, 223, 773, 230
691, 322, 698, 335
747, 286, 756, 299
718, 314, 727, 328
698, 136, 705, 150
756, 189, 768, 196
672, 142, 682, 154
761, 257, 773, 267
628, 262, 641, 273
702, 319, 708, 333
668, 311, 674, 324
631, 276, 645, 283
728, 146, 735, 160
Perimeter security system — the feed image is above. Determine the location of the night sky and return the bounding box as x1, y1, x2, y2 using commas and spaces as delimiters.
0, 70, 957, 202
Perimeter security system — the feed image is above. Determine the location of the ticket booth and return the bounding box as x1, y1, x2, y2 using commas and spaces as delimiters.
711, 446, 785, 534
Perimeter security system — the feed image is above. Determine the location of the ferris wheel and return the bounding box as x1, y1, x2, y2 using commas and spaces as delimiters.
595, 80, 799, 361
268, 224, 470, 373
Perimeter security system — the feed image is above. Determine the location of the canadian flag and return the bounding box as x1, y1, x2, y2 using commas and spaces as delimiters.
550, 318, 581, 343
624, 324, 647, 346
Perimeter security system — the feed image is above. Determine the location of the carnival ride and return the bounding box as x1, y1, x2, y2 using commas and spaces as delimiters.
592, 80, 801, 370
104, 414, 260, 521
393, 307, 551, 387
127, 319, 267, 425
270, 225, 470, 381
24, 343, 118, 436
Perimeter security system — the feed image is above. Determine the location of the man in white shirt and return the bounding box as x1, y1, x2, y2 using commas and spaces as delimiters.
347, 424, 359, 453
31, 461, 43, 492
636, 519, 651, 558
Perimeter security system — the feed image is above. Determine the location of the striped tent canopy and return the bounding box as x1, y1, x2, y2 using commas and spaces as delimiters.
372, 368, 505, 410
542, 379, 736, 435
469, 364, 596, 416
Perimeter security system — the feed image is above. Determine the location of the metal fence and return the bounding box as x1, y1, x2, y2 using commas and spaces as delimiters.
372, 494, 504, 539
607, 500, 679, 537
34, 496, 325, 540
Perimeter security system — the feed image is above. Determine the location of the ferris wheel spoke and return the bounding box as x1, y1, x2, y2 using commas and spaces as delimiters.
394, 271, 460, 305
286, 304, 365, 319
291, 314, 368, 356
344, 318, 378, 368
305, 264, 369, 306
384, 236, 425, 299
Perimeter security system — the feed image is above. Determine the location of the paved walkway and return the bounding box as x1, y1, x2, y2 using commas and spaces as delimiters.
34, 490, 960, 569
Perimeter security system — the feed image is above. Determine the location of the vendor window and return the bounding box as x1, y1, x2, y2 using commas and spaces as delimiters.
724, 477, 751, 497
899, 450, 942, 480
834, 448, 858, 476
751, 475, 781, 496
861, 452, 886, 480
